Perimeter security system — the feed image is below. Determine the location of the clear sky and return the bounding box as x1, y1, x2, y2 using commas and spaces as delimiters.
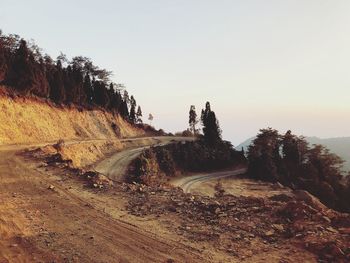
1, 0, 350, 145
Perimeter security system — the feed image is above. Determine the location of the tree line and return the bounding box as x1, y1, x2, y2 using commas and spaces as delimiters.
247, 128, 350, 212
0, 31, 143, 123
131, 102, 246, 185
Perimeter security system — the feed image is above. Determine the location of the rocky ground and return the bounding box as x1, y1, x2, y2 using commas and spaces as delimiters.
125, 183, 350, 262
16, 143, 350, 262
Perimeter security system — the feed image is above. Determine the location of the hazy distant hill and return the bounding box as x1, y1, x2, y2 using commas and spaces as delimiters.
236, 136, 350, 172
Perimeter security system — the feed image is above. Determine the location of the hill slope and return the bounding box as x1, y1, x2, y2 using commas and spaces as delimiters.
0, 88, 144, 145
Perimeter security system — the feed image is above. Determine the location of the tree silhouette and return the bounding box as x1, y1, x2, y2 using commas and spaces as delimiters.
136, 106, 143, 124
83, 73, 93, 105
48, 60, 66, 103
119, 100, 129, 119
247, 128, 280, 182
129, 95, 137, 123
6, 40, 36, 94
247, 128, 349, 212
189, 105, 198, 135
201, 102, 222, 145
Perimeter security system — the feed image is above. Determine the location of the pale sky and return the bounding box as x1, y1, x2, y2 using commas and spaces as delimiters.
1, 0, 350, 145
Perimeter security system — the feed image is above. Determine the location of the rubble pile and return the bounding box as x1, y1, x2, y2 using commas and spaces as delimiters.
126, 183, 350, 262
23, 146, 113, 189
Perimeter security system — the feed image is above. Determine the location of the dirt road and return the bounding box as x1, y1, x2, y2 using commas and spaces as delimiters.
94, 136, 193, 181
172, 168, 247, 194
171, 168, 294, 199
0, 138, 205, 263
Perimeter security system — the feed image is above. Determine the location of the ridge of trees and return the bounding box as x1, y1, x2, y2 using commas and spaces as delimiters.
247, 128, 350, 212
0, 31, 142, 123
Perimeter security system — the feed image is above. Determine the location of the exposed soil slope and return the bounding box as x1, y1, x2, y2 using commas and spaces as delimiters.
0, 91, 144, 145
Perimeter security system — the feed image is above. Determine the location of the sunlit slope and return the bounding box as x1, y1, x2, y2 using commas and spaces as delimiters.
0, 91, 144, 145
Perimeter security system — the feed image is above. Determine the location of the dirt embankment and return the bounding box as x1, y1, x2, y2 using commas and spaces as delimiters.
0, 89, 144, 145
37, 140, 124, 169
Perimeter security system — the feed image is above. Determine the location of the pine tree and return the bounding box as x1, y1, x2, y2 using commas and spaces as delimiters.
189, 105, 198, 135
123, 90, 130, 106
129, 95, 137, 123
119, 100, 129, 119
110, 87, 122, 113
83, 73, 93, 104
201, 102, 222, 145
92, 80, 110, 107
49, 60, 66, 103
6, 39, 35, 94
136, 105, 143, 124
72, 64, 85, 105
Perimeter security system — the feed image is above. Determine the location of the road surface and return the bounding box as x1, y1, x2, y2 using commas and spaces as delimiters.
0, 137, 205, 263
94, 136, 194, 181
172, 168, 247, 193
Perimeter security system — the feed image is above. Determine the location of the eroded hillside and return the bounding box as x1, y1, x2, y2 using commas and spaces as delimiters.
0, 87, 144, 145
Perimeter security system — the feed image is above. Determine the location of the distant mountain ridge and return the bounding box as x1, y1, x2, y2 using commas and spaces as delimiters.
236, 136, 350, 172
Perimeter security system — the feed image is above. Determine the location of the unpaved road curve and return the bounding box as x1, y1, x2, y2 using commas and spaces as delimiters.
94, 136, 194, 181
172, 168, 247, 193
0, 138, 205, 263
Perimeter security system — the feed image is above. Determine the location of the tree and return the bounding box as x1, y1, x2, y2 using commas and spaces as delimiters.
48, 60, 66, 103
247, 128, 350, 212
136, 106, 143, 124
189, 105, 198, 135
109, 84, 122, 112
5, 39, 35, 94
201, 102, 222, 145
83, 73, 93, 105
148, 113, 154, 125
5, 39, 49, 97
129, 95, 137, 123
119, 100, 129, 119
92, 80, 110, 107
247, 128, 281, 182
123, 90, 130, 106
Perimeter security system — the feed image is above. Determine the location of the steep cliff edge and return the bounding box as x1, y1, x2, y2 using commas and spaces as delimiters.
0, 87, 144, 145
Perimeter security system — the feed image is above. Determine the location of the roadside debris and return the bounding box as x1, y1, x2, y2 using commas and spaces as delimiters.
22, 145, 114, 190
126, 183, 350, 262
